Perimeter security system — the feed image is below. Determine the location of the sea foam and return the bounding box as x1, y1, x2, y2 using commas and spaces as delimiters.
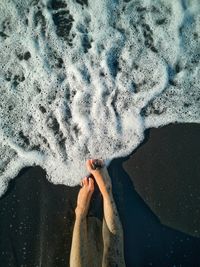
0, 0, 199, 196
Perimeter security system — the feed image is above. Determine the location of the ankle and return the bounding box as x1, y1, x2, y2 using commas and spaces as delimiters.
75, 207, 87, 219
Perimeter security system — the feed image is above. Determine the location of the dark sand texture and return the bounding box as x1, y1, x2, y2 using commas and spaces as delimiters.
123, 123, 200, 237
0, 124, 200, 267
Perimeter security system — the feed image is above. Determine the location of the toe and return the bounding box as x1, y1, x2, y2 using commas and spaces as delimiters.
91, 159, 104, 170
86, 159, 104, 172
86, 159, 93, 172
83, 177, 89, 186
88, 177, 94, 192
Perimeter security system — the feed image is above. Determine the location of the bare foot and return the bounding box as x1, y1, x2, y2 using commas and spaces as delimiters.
75, 176, 94, 218
86, 159, 112, 198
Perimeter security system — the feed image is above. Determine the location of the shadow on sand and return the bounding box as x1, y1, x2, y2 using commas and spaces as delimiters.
109, 155, 200, 267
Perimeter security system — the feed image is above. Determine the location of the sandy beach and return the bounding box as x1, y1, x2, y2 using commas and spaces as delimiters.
0, 123, 200, 267
1, 0, 200, 266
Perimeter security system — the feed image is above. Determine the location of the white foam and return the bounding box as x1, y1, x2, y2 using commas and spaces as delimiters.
0, 0, 199, 196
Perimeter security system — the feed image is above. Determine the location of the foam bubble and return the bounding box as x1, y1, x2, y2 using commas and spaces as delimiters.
0, 0, 199, 196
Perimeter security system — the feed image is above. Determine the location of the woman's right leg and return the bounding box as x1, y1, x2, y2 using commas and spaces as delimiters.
86, 160, 126, 267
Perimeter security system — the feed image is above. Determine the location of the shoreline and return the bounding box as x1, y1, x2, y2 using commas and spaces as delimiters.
0, 123, 200, 266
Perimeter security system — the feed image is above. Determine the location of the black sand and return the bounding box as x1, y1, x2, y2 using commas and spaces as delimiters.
0, 123, 200, 267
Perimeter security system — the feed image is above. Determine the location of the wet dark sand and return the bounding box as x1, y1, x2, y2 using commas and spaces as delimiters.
0, 123, 200, 267
123, 123, 200, 238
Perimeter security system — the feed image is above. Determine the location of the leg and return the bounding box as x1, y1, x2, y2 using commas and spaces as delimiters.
87, 217, 104, 267
86, 159, 126, 267
70, 177, 94, 267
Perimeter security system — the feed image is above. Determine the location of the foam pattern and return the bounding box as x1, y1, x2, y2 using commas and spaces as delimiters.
0, 0, 199, 196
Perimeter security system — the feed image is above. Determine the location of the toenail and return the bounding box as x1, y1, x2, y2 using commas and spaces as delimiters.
86, 174, 95, 183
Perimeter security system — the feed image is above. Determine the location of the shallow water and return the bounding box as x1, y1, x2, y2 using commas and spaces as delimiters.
0, 0, 199, 196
